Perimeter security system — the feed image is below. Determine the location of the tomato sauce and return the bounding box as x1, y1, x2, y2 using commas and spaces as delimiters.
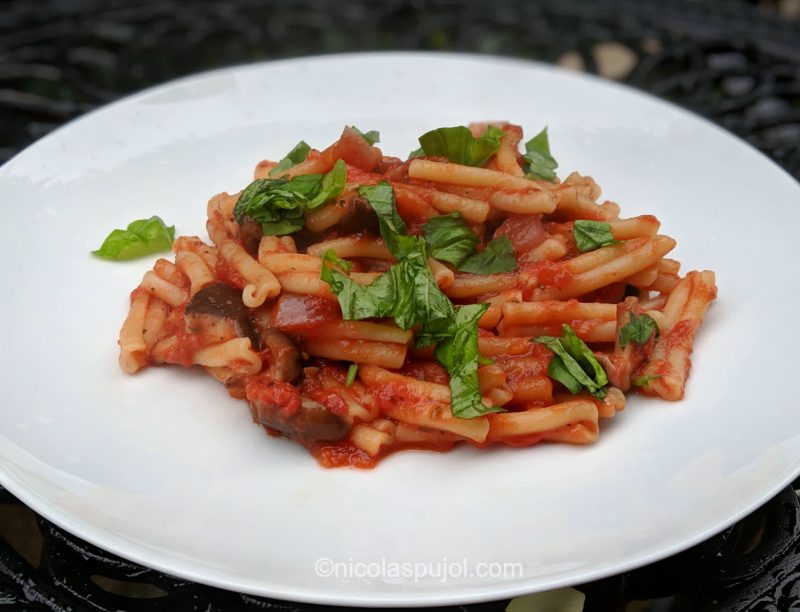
313, 441, 375, 469
313, 438, 460, 469
272, 294, 342, 334
494, 214, 547, 254
214, 258, 246, 289
246, 376, 301, 418
400, 361, 449, 385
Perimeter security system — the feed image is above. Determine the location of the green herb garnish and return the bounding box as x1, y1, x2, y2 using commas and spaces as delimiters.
533, 324, 608, 398
234, 159, 346, 235
417, 125, 505, 167
522, 127, 558, 181
92, 216, 175, 260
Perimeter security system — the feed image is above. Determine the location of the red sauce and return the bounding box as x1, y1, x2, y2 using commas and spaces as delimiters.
313, 439, 462, 469
522, 260, 574, 289
313, 441, 376, 469
318, 392, 348, 416
494, 214, 547, 254
400, 361, 449, 385
129, 286, 145, 303
214, 258, 246, 289
345, 165, 380, 185
499, 347, 553, 386
245, 376, 301, 418
156, 304, 204, 367
373, 382, 421, 413
272, 294, 342, 333
495, 433, 547, 447
333, 127, 382, 172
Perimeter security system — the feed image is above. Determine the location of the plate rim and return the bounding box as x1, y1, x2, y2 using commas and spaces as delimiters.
1, 51, 799, 607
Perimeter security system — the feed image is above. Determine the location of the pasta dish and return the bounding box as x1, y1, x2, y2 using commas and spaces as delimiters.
112, 123, 717, 468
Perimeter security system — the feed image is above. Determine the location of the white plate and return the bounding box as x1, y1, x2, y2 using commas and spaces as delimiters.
1, 52, 798, 607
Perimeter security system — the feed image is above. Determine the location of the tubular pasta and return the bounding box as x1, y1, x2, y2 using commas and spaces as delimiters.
175, 250, 215, 295
305, 339, 408, 369
218, 240, 281, 307
140, 270, 188, 307
118, 289, 150, 373
193, 338, 262, 374
637, 271, 717, 400
487, 400, 598, 442
115, 121, 716, 468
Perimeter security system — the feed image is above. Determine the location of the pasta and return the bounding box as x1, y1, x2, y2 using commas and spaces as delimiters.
116, 122, 717, 468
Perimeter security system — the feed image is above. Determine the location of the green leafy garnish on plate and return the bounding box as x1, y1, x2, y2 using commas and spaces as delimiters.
92, 216, 175, 260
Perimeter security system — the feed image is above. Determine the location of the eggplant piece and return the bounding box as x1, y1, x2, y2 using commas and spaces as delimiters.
248, 382, 349, 444
251, 306, 303, 383
337, 196, 380, 236
184, 282, 258, 346
252, 398, 349, 444
238, 215, 263, 257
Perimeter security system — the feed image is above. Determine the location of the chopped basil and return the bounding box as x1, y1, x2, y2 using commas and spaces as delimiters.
234, 160, 346, 235
92, 216, 175, 260
523, 127, 558, 182
358, 183, 417, 259
321, 250, 395, 321
346, 364, 359, 387
632, 373, 662, 387
307, 159, 347, 210
534, 324, 608, 398
573, 220, 619, 252
417, 125, 505, 167
459, 235, 518, 274
423, 212, 479, 268
434, 304, 503, 418
408, 146, 425, 159
321, 243, 453, 331
423, 213, 517, 273
350, 126, 380, 146
320, 192, 497, 419
269, 141, 311, 176
619, 313, 659, 348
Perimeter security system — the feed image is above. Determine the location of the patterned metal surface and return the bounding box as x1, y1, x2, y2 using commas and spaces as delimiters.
1, 1, 799, 610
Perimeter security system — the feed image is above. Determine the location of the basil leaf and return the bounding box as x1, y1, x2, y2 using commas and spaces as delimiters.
533, 324, 608, 398
547, 354, 583, 395
358, 182, 418, 259
417, 125, 505, 167
307, 159, 347, 209
559, 325, 609, 391
523, 127, 558, 182
92, 216, 175, 260
423, 212, 479, 268
459, 235, 518, 273
433, 304, 502, 419
234, 178, 315, 235
346, 364, 359, 387
235, 161, 346, 235
321, 250, 394, 320
321, 242, 453, 332
632, 373, 662, 387
619, 313, 659, 348
383, 240, 453, 330
269, 141, 311, 176
350, 126, 380, 146
408, 244, 454, 328
573, 220, 619, 252
408, 146, 425, 159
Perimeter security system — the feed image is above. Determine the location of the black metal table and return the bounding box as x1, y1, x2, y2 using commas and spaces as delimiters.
1, 2, 799, 610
